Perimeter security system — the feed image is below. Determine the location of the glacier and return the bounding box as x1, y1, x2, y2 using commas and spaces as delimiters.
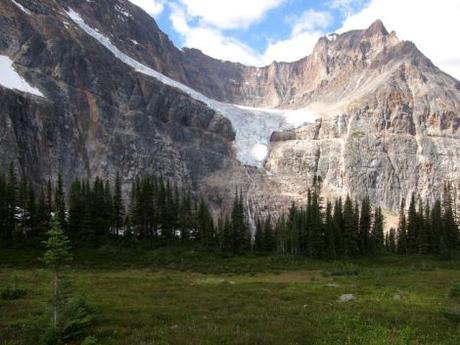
66, 8, 320, 167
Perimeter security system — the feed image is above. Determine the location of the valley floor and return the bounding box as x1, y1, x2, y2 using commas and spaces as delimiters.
1, 246, 459, 345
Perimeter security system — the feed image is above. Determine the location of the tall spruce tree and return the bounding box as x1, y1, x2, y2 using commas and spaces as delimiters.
263, 216, 276, 252
431, 200, 443, 254
343, 195, 359, 257
397, 198, 408, 255
54, 173, 66, 231
41, 217, 72, 328
406, 193, 419, 254
359, 196, 371, 255
4, 163, 17, 244
333, 198, 344, 256
443, 184, 459, 254
371, 207, 385, 255
387, 228, 397, 253
113, 172, 124, 236
324, 201, 336, 260
254, 218, 264, 252
197, 197, 215, 247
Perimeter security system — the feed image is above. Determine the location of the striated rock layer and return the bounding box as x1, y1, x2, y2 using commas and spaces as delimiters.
0, 0, 459, 221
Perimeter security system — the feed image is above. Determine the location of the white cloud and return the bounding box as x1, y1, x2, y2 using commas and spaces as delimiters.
170, 4, 327, 66
290, 9, 332, 35
128, 0, 164, 16
177, 0, 286, 30
170, 6, 261, 65
338, 0, 460, 80
262, 31, 323, 65
328, 0, 363, 15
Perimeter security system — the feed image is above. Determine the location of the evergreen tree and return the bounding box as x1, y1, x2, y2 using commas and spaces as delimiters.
41, 217, 73, 328
371, 207, 385, 255
0, 172, 7, 244
35, 187, 50, 242
113, 172, 124, 236
222, 215, 232, 252
323, 201, 336, 259
68, 180, 83, 242
4, 163, 17, 245
333, 198, 344, 256
17, 176, 29, 240
54, 173, 67, 231
46, 179, 53, 218
387, 228, 397, 253
359, 196, 371, 255
431, 200, 442, 254
254, 218, 264, 252
406, 193, 419, 254
287, 202, 300, 256
197, 197, 214, 247
343, 195, 359, 257
263, 216, 276, 252
309, 192, 323, 258
26, 183, 37, 240
179, 191, 193, 240
230, 190, 249, 252
421, 202, 432, 254
397, 198, 408, 255
443, 184, 459, 254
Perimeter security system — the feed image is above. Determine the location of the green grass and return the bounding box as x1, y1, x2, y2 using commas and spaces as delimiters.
1, 245, 459, 345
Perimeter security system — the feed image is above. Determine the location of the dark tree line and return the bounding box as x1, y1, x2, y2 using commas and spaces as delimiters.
1, 164, 458, 258
0, 166, 250, 250
389, 186, 459, 258
252, 191, 387, 259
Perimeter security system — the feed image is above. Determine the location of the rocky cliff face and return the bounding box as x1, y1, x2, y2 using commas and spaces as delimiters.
0, 0, 237, 201
0, 0, 459, 220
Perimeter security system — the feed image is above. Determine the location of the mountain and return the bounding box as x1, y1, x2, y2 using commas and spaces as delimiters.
0, 0, 459, 222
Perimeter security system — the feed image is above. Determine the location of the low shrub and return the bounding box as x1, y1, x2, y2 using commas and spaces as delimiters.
442, 305, 460, 323
81, 335, 99, 345
0, 286, 28, 300
449, 281, 460, 300
443, 281, 460, 324
61, 295, 96, 341
20, 295, 96, 345
326, 263, 359, 277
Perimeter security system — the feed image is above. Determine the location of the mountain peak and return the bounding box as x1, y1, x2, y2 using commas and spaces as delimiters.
365, 19, 389, 37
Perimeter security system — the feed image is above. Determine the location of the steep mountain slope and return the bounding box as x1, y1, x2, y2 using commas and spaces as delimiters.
0, 0, 237, 198
0, 0, 459, 220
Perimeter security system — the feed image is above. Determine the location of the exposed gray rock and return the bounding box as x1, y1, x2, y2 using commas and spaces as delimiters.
0, 0, 459, 221
339, 294, 355, 302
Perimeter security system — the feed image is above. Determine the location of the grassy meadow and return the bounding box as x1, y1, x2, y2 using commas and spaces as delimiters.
1, 245, 459, 345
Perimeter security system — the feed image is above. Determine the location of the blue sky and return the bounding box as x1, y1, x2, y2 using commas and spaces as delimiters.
156, 1, 367, 56
128, 0, 460, 79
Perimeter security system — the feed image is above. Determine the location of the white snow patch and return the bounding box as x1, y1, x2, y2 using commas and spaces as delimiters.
66, 8, 321, 167
327, 33, 338, 41
251, 144, 268, 162
10, 0, 31, 15
130, 39, 140, 46
0, 55, 44, 97
115, 4, 132, 18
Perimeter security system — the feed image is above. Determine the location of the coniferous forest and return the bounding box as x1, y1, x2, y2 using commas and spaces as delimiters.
1, 164, 458, 259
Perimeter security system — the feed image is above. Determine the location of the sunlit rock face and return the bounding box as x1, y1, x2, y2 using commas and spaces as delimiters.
0, 0, 459, 219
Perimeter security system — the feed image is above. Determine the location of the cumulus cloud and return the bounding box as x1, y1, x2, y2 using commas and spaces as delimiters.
338, 0, 460, 79
261, 31, 322, 65
128, 0, 164, 16
170, 6, 261, 65
289, 9, 332, 35
169, 5, 328, 66
177, 0, 286, 30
